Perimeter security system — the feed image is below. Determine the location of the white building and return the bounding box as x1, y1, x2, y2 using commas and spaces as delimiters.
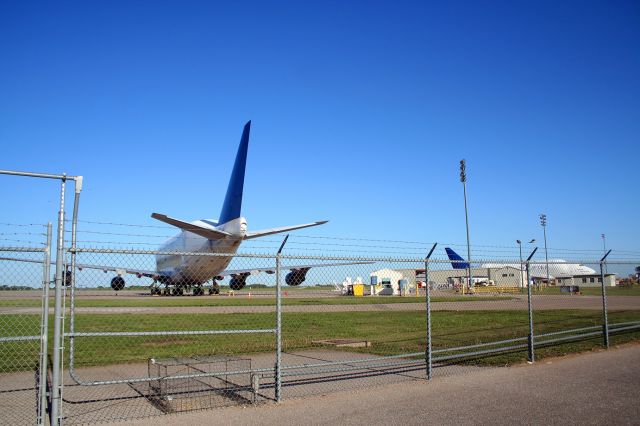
556, 274, 616, 287
369, 268, 406, 295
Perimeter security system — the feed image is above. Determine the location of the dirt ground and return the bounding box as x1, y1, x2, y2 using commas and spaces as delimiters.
110, 343, 640, 426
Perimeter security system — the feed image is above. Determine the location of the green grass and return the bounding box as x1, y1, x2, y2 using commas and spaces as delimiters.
1, 309, 638, 372
0, 295, 512, 308
533, 285, 640, 296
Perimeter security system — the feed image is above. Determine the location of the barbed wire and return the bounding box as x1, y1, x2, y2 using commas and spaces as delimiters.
3, 218, 630, 257
0, 222, 47, 228
0, 238, 45, 245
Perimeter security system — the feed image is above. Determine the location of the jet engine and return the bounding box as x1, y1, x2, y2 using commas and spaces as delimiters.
111, 276, 125, 291
285, 268, 309, 286
229, 275, 247, 290
63, 270, 73, 287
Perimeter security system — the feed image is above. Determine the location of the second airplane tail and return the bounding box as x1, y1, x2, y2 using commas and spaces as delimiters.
445, 247, 470, 270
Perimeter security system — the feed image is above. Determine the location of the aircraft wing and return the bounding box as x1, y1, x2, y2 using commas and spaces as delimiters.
220, 260, 374, 277
0, 256, 160, 279
243, 221, 328, 240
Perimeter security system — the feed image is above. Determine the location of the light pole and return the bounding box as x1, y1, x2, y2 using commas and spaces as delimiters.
517, 239, 536, 289
601, 234, 607, 274
540, 214, 550, 287
460, 160, 472, 293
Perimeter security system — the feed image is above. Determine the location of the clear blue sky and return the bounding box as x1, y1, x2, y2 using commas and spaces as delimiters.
1, 1, 639, 269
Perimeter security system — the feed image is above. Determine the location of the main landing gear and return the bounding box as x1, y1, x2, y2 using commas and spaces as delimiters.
149, 281, 221, 296
209, 280, 220, 295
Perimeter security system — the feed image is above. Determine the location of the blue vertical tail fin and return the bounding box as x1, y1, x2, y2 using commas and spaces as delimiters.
445, 247, 469, 269
219, 121, 251, 224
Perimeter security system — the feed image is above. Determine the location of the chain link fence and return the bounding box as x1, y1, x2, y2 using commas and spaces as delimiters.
0, 240, 51, 426
0, 245, 639, 425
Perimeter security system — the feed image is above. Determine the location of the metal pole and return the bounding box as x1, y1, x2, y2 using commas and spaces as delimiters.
460, 160, 472, 293
601, 234, 607, 274
540, 214, 549, 287
37, 223, 52, 426
275, 235, 288, 403
67, 177, 82, 399
600, 249, 611, 349
0, 170, 72, 180
518, 241, 523, 290
425, 243, 437, 380
526, 247, 538, 363
50, 177, 67, 426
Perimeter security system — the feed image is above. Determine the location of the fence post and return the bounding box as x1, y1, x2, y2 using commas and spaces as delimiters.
37, 223, 52, 426
425, 243, 437, 380
50, 177, 67, 425
600, 250, 611, 349
275, 235, 288, 402
525, 247, 538, 363
67, 176, 83, 399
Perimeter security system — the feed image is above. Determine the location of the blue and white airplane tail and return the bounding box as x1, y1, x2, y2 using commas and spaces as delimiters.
151, 121, 328, 239
445, 247, 470, 269
219, 121, 251, 225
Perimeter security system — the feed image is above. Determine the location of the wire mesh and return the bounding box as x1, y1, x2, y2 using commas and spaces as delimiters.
0, 239, 639, 425
0, 247, 48, 426
60, 249, 277, 424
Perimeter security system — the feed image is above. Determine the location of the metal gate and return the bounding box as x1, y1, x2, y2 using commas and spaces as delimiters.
0, 226, 52, 426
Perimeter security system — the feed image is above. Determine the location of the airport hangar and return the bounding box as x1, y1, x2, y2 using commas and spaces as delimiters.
369, 267, 617, 295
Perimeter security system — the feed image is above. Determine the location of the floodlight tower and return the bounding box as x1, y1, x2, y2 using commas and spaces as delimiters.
460, 160, 472, 292
517, 239, 536, 288
601, 233, 606, 274
539, 214, 550, 286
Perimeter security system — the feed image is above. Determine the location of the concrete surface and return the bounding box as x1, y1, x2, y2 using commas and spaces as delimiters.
110, 343, 640, 426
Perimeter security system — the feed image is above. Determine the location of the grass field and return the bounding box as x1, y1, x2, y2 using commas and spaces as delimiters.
534, 286, 640, 296
1, 309, 638, 372
0, 295, 513, 308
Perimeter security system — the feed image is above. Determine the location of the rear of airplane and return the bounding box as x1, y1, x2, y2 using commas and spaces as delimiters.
445, 247, 470, 270
218, 121, 251, 225
152, 121, 327, 240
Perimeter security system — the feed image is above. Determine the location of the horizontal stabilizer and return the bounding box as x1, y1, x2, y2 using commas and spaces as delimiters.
151, 213, 231, 240
244, 221, 328, 240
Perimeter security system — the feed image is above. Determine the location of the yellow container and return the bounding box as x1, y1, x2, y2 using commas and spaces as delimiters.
353, 284, 364, 297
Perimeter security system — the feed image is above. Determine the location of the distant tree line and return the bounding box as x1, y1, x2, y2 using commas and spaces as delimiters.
0, 285, 37, 290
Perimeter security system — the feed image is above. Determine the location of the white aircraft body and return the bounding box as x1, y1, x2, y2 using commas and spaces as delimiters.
480, 260, 596, 279
2, 121, 369, 295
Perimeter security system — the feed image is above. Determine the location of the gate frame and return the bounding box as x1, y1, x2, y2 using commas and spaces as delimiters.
0, 169, 83, 426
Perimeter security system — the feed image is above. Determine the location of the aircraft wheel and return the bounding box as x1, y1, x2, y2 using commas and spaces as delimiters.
193, 287, 204, 296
